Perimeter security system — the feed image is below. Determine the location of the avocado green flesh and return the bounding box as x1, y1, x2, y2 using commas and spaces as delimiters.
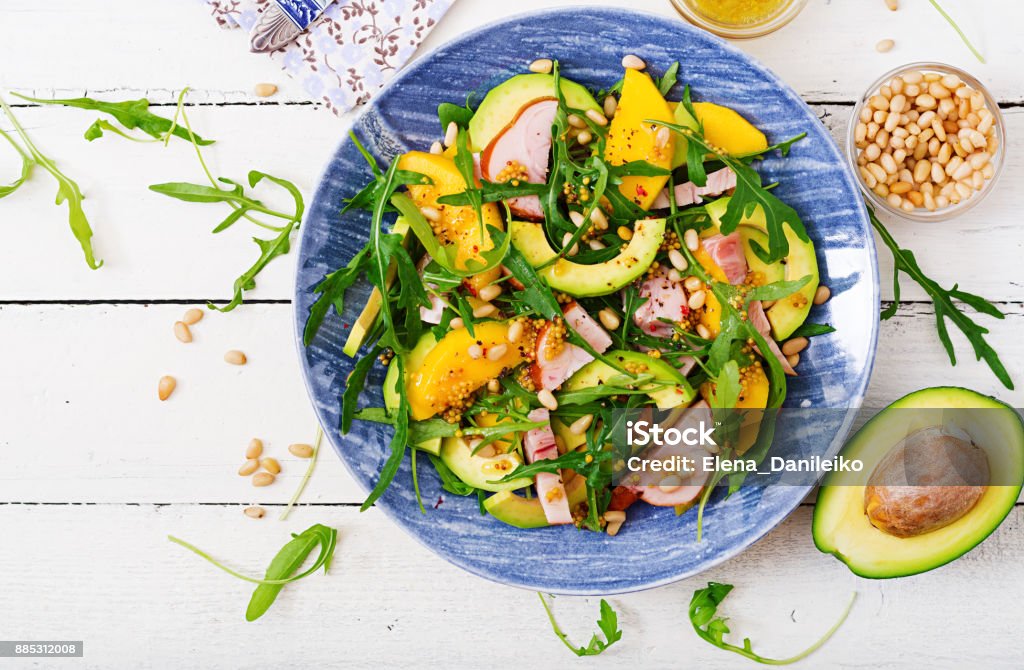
468, 74, 600, 152
485, 476, 587, 528
383, 332, 441, 456
565, 350, 695, 409
510, 218, 666, 297
813, 387, 1024, 579
439, 437, 532, 493
705, 197, 818, 340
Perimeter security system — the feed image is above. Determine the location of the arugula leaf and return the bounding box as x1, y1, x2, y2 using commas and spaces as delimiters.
453, 126, 485, 234
167, 524, 338, 622
788, 322, 835, 339
689, 582, 855, 665
928, 0, 985, 63
654, 61, 681, 97
0, 127, 33, 198
303, 245, 373, 345
746, 275, 812, 303
13, 93, 214, 145
437, 179, 547, 206
342, 346, 383, 435
438, 101, 475, 131
360, 355, 410, 511
429, 453, 477, 496
539, 594, 623, 657
0, 93, 103, 269
868, 204, 1011, 389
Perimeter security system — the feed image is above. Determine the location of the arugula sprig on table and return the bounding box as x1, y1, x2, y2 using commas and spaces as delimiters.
539, 594, 623, 657
168, 524, 338, 622
690, 583, 856, 665
0, 93, 103, 268
867, 204, 1011, 389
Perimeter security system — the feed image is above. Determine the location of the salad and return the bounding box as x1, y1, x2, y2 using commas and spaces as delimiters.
304, 56, 823, 537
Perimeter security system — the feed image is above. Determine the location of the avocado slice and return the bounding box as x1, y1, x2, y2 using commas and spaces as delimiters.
439, 436, 532, 493
510, 218, 666, 297
670, 101, 699, 168
468, 73, 600, 152
382, 332, 442, 456
704, 197, 818, 340
342, 218, 411, 357
484, 475, 587, 528
813, 387, 1024, 578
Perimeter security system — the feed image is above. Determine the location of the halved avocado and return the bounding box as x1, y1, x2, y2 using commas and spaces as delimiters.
439, 436, 532, 493
383, 332, 442, 455
705, 197, 818, 340
485, 475, 587, 528
468, 74, 601, 152
510, 218, 666, 297
813, 387, 1024, 578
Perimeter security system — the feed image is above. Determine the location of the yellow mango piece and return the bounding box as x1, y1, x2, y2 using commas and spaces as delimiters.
737, 363, 769, 409
408, 321, 523, 420
691, 102, 768, 157
396, 151, 503, 288
694, 240, 728, 338
475, 412, 516, 452
604, 69, 674, 210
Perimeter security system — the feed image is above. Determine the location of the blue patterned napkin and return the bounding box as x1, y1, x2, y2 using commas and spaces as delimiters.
206, 0, 455, 115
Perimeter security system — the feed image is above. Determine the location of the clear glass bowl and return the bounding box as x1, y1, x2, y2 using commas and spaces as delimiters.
670, 0, 809, 39
847, 62, 1006, 223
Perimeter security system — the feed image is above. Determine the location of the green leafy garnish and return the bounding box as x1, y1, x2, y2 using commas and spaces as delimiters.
168, 524, 338, 622
0, 125, 33, 198
689, 582, 855, 665
928, 0, 985, 64
654, 61, 681, 97
539, 594, 623, 657
788, 322, 835, 339
868, 204, 1011, 389
279, 426, 323, 521
0, 93, 102, 269
13, 92, 214, 145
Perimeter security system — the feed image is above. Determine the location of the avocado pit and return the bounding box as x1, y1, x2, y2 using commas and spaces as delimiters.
864, 426, 989, 538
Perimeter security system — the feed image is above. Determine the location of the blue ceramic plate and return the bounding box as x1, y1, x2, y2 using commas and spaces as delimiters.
294, 7, 879, 595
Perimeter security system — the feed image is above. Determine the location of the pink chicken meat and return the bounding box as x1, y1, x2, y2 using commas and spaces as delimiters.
480, 98, 558, 220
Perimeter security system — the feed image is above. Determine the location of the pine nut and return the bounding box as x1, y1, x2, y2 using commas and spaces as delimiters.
472, 303, 497, 318
244, 506, 266, 519
252, 472, 275, 487
450, 317, 464, 330
890, 181, 912, 195
538, 389, 558, 411
173, 321, 192, 343
782, 337, 809, 356
604, 510, 626, 523
880, 153, 898, 175
468, 343, 483, 359
570, 414, 594, 435
444, 121, 458, 148
569, 210, 586, 227
254, 83, 278, 97
813, 285, 831, 305
906, 190, 924, 207
688, 290, 707, 310
246, 438, 264, 460
567, 114, 586, 129
487, 343, 508, 361
289, 443, 314, 458
224, 350, 247, 365
876, 39, 895, 53
475, 443, 497, 458
529, 58, 553, 74
479, 284, 502, 302
420, 206, 442, 222
487, 379, 501, 393
913, 159, 931, 183
606, 520, 624, 537
589, 207, 609, 230
507, 320, 524, 343
668, 248, 688, 271
885, 0, 898, 10
577, 130, 593, 145
429, 141, 444, 155
158, 375, 176, 401
668, 269, 682, 283
183, 308, 204, 325
239, 459, 260, 476
683, 276, 703, 292
684, 228, 699, 251
588, 239, 606, 251
617, 226, 633, 241
603, 96, 617, 118
260, 457, 281, 475
655, 126, 671, 149
621, 54, 646, 70
786, 353, 800, 368
585, 109, 609, 127
696, 324, 711, 339
562, 233, 579, 256
886, 193, 902, 209
598, 308, 620, 331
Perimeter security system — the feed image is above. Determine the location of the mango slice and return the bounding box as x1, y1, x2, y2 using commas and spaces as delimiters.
604, 69, 674, 210
396, 151, 503, 292
408, 321, 523, 420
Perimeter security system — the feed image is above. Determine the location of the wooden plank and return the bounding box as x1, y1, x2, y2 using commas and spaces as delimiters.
0, 503, 1020, 668
0, 1, 1018, 104
1, 102, 1022, 302
1, 301, 1020, 504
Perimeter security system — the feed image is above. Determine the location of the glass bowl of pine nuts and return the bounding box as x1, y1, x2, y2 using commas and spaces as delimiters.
848, 62, 1005, 222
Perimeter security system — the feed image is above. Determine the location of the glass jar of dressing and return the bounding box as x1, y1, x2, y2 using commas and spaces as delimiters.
670, 0, 809, 38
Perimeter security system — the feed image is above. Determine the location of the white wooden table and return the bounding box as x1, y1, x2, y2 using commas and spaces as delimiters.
1, 1, 1021, 667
